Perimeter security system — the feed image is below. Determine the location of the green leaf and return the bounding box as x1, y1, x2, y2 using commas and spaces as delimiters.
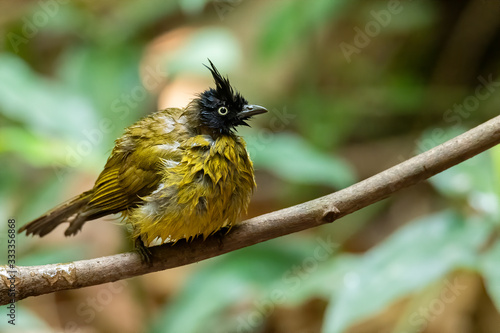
0, 304, 50, 331
55, 43, 158, 164
0, 53, 98, 140
479, 238, 500, 312
247, 132, 356, 188
418, 127, 500, 218
57, 44, 147, 135
322, 211, 491, 333
284, 253, 357, 306
149, 239, 334, 333
490, 145, 500, 198
286, 203, 390, 305
0, 127, 67, 167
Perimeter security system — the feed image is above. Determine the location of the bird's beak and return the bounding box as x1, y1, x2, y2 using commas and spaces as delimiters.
238, 105, 268, 119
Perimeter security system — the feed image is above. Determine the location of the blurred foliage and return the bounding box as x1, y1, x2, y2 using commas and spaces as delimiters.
1, 0, 500, 332
247, 132, 356, 189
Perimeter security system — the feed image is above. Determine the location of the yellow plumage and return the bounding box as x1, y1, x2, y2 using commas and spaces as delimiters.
18, 60, 267, 262
130, 134, 255, 244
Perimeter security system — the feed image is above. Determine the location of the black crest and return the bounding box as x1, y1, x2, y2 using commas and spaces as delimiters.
197, 60, 249, 134
204, 60, 237, 102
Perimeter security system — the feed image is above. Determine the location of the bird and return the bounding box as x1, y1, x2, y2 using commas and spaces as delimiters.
18, 60, 267, 262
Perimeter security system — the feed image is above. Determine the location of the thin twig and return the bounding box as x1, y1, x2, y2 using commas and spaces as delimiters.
1, 115, 500, 305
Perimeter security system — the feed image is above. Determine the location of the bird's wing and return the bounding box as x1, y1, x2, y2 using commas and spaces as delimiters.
84, 109, 188, 217
86, 148, 160, 214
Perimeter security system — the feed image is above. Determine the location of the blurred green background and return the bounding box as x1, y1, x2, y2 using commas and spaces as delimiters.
1, 0, 500, 332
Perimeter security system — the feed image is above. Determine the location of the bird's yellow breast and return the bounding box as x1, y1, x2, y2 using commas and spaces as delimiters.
128, 134, 255, 245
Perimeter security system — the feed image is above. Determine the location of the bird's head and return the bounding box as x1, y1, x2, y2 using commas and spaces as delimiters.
195, 60, 267, 135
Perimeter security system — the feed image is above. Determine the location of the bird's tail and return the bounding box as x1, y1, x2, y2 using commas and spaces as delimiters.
18, 190, 93, 237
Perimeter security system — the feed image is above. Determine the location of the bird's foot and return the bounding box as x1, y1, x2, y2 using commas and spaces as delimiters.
213, 226, 232, 249
135, 238, 153, 265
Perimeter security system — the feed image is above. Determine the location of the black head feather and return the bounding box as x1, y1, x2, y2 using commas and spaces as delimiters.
197, 60, 249, 134
204, 59, 240, 104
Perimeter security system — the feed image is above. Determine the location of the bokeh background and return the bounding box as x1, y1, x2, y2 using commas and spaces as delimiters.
1, 0, 500, 332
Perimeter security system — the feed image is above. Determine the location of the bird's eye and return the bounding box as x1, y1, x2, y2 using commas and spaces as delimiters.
218, 106, 228, 116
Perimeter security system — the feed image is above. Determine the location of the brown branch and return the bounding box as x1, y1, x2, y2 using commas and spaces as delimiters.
2, 115, 500, 305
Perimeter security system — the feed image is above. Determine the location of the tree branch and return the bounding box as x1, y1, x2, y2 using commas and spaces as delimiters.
2, 115, 500, 305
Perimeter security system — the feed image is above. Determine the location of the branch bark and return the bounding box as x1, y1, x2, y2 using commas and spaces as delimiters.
2, 115, 500, 305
